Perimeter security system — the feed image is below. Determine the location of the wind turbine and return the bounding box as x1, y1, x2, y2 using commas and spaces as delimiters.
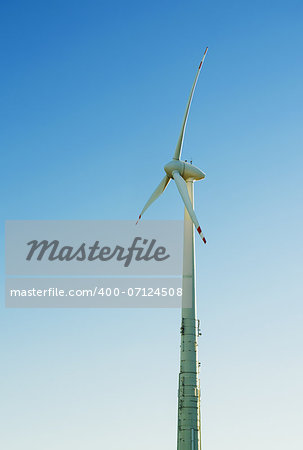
136, 47, 208, 450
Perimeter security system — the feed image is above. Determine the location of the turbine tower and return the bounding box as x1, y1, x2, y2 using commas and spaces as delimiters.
137, 48, 208, 450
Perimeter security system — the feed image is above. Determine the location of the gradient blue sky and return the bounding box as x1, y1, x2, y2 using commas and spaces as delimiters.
1, 1, 303, 449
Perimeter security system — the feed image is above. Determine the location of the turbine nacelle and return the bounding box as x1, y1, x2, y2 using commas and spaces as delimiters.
164, 159, 205, 181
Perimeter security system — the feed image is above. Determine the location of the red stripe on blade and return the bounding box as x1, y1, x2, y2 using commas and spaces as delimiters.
197, 226, 202, 234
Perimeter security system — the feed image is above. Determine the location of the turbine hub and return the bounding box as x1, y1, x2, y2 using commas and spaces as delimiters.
164, 159, 205, 181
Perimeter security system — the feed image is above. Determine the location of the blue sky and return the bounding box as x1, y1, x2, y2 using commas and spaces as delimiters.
1, 1, 303, 449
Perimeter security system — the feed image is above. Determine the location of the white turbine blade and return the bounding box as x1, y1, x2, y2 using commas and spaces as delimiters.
172, 171, 206, 243
173, 47, 208, 161
136, 175, 170, 223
